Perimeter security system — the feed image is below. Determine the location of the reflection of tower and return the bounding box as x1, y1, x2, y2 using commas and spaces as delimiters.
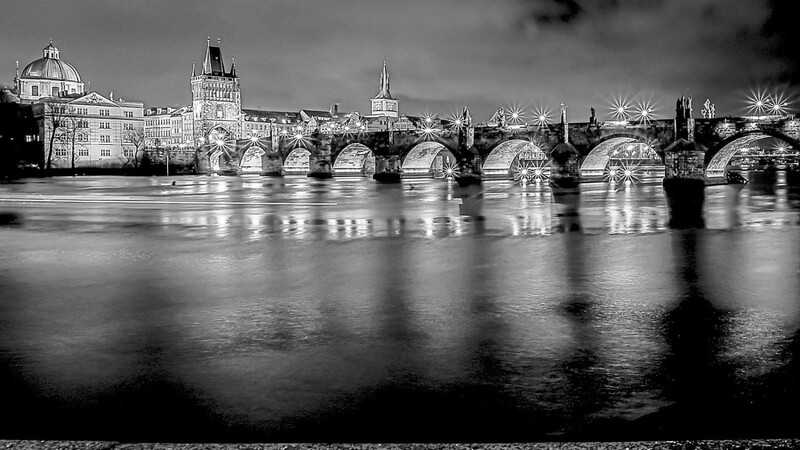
370, 61, 398, 118
191, 38, 241, 142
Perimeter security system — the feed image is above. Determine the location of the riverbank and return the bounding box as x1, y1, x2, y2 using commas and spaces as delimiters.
3, 440, 800, 450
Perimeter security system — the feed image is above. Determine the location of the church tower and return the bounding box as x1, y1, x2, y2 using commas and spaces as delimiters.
370, 61, 398, 118
191, 38, 241, 142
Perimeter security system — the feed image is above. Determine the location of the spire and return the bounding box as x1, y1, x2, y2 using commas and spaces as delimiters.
191, 61, 196, 77
375, 60, 392, 99
230, 57, 236, 77
201, 37, 226, 76
15, 60, 19, 79
462, 106, 472, 127
202, 37, 211, 74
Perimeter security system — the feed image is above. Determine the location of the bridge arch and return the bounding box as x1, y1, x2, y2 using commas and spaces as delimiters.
240, 145, 266, 173
333, 143, 374, 175
705, 130, 800, 178
579, 135, 660, 177
283, 147, 311, 174
402, 141, 456, 176
482, 139, 547, 177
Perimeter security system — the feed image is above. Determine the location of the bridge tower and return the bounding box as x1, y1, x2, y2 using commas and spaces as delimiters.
675, 95, 695, 141
191, 38, 241, 144
370, 61, 398, 119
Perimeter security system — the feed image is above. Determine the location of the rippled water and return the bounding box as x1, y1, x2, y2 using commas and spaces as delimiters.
1, 174, 799, 442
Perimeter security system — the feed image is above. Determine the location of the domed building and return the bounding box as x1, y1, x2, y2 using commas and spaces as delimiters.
15, 41, 85, 101
10, 40, 145, 171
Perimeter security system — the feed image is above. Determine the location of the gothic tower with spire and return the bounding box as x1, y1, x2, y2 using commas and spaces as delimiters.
191, 38, 241, 142
370, 61, 398, 118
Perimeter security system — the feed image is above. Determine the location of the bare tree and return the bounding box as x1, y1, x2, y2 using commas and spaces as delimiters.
122, 126, 146, 169
43, 102, 77, 172
58, 116, 88, 174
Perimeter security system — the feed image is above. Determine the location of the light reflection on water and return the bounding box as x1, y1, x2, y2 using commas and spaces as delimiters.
0, 174, 799, 442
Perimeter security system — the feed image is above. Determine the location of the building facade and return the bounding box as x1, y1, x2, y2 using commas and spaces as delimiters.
43, 92, 144, 169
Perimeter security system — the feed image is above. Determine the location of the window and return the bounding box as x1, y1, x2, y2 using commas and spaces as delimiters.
124, 149, 134, 157
55, 148, 67, 156
52, 87, 59, 97
78, 148, 89, 157
100, 122, 110, 129
31, 85, 39, 96
76, 108, 88, 115
100, 149, 110, 157
100, 135, 111, 143
124, 111, 134, 118
123, 123, 134, 130
216, 105, 224, 118
99, 109, 110, 116
77, 134, 88, 142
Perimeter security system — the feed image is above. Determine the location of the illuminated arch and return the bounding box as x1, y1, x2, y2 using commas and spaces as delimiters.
283, 148, 310, 174
333, 143, 373, 175
482, 139, 546, 176
704, 132, 798, 178
207, 126, 231, 142
240, 146, 265, 173
402, 141, 455, 175
579, 137, 639, 177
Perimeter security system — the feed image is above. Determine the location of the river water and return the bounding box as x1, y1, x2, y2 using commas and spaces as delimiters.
1, 174, 799, 442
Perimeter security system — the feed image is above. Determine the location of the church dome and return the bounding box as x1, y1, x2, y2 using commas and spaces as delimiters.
20, 42, 82, 83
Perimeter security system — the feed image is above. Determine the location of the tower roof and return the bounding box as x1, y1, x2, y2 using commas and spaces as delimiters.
374, 60, 393, 99
200, 38, 236, 77
20, 41, 82, 83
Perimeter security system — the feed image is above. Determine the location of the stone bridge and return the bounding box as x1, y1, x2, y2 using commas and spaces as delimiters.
196, 104, 800, 184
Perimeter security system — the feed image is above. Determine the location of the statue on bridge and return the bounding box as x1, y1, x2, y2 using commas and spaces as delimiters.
702, 99, 716, 119
590, 107, 596, 125
498, 108, 506, 128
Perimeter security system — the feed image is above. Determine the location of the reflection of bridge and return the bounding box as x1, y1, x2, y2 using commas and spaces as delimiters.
197, 101, 800, 184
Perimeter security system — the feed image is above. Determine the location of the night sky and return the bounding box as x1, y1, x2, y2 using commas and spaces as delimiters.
1, 0, 796, 122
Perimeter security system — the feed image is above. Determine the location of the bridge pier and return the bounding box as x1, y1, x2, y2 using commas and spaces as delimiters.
260, 151, 283, 176
308, 131, 333, 179
663, 138, 707, 228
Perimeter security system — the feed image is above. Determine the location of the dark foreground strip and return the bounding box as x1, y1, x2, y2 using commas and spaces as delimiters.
3, 441, 800, 450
